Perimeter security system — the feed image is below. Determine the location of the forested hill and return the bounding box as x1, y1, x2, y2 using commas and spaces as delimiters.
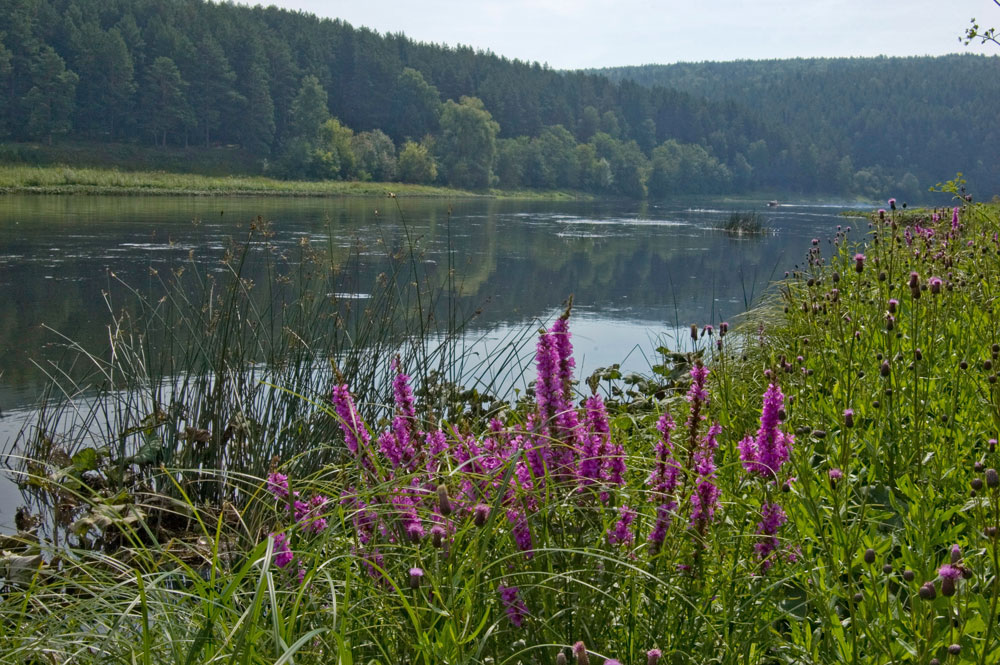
0, 0, 994, 199
596, 56, 1000, 198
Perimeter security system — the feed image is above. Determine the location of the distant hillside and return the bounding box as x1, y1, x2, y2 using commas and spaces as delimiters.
595, 55, 1000, 199
1, 0, 995, 199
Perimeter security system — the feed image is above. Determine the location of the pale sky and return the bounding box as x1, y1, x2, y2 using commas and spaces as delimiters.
236, 0, 999, 69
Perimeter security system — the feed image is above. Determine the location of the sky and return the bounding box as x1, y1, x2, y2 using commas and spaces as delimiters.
234, 0, 999, 69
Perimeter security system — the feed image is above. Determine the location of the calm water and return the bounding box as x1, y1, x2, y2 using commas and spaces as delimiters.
0, 194, 866, 529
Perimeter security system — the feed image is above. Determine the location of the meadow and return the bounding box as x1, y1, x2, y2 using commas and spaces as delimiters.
1, 187, 998, 664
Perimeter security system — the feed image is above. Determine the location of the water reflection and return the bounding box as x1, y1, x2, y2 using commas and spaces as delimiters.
0, 195, 862, 411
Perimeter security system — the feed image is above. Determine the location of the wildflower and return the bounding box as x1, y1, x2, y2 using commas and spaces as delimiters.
888, 298, 898, 313
271, 532, 294, 569
952, 206, 960, 230
889, 198, 897, 210
951, 544, 962, 564
430, 525, 446, 548
497, 584, 528, 628
929, 276, 942, 294
474, 503, 490, 527
436, 484, 452, 516
843, 408, 854, 428
572, 641, 590, 665
828, 467, 843, 487
604, 660, 622, 665
854, 253, 865, 273
647, 649, 663, 665
331, 384, 370, 457
739, 383, 794, 478
719, 321, 729, 336
409, 567, 424, 589
754, 502, 787, 571
607, 505, 636, 546
878, 208, 886, 220
267, 472, 290, 500
986, 468, 999, 488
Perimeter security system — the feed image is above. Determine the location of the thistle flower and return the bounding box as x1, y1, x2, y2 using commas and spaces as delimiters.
854, 253, 865, 273
409, 567, 424, 589
573, 641, 590, 665
474, 503, 490, 527
889, 198, 897, 210
929, 276, 942, 294
647, 649, 663, 665
843, 408, 854, 428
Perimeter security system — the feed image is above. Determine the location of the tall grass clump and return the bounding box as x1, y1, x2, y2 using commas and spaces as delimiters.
719, 210, 769, 236
3, 189, 1000, 664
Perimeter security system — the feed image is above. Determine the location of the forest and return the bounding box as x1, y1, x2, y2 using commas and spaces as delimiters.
1, 0, 996, 198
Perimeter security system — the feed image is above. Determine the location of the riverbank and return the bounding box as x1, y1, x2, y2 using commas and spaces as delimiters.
2, 196, 998, 663
0, 163, 589, 200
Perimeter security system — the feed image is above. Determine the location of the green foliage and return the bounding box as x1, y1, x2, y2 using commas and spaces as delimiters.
139, 56, 193, 147
397, 139, 438, 184
23, 46, 78, 143
436, 96, 500, 190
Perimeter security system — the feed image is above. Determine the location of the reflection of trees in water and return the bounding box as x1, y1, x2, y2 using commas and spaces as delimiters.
0, 196, 812, 405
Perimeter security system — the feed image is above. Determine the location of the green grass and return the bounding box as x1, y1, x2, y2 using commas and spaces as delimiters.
3, 195, 1000, 663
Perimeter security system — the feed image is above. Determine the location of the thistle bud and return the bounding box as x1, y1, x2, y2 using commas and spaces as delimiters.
557, 654, 568, 665
409, 567, 423, 590
988, 468, 1000, 488
573, 641, 590, 665
948, 644, 962, 656
918, 582, 936, 600
844, 409, 855, 428
690, 324, 698, 341
864, 548, 876, 564
903, 569, 915, 582
436, 484, 452, 517
474, 503, 490, 527
941, 576, 956, 596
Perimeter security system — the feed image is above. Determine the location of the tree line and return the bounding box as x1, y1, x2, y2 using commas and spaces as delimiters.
1, 0, 992, 198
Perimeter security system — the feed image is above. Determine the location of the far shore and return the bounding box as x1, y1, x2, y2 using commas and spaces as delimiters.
0, 164, 590, 200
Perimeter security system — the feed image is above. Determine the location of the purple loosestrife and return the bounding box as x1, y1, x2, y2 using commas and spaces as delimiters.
332, 384, 370, 458
690, 423, 722, 530
739, 383, 794, 479
607, 505, 636, 546
271, 532, 294, 569
647, 412, 681, 550
497, 584, 528, 627
578, 394, 609, 485
267, 472, 290, 500
389, 358, 422, 471
753, 502, 787, 572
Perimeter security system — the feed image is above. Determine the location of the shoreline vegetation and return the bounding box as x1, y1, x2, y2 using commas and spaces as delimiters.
2, 190, 999, 662
0, 163, 589, 199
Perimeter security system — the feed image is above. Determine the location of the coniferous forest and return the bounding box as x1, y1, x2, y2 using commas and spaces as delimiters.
1, 0, 997, 198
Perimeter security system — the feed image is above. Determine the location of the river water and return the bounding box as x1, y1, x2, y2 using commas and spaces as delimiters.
0, 194, 867, 529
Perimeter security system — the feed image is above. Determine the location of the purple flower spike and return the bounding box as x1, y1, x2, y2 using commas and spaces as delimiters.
498, 584, 528, 627
271, 532, 294, 568
739, 383, 793, 478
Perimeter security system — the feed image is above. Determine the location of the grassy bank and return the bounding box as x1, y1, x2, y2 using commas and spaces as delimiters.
2, 196, 999, 663
0, 163, 592, 199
